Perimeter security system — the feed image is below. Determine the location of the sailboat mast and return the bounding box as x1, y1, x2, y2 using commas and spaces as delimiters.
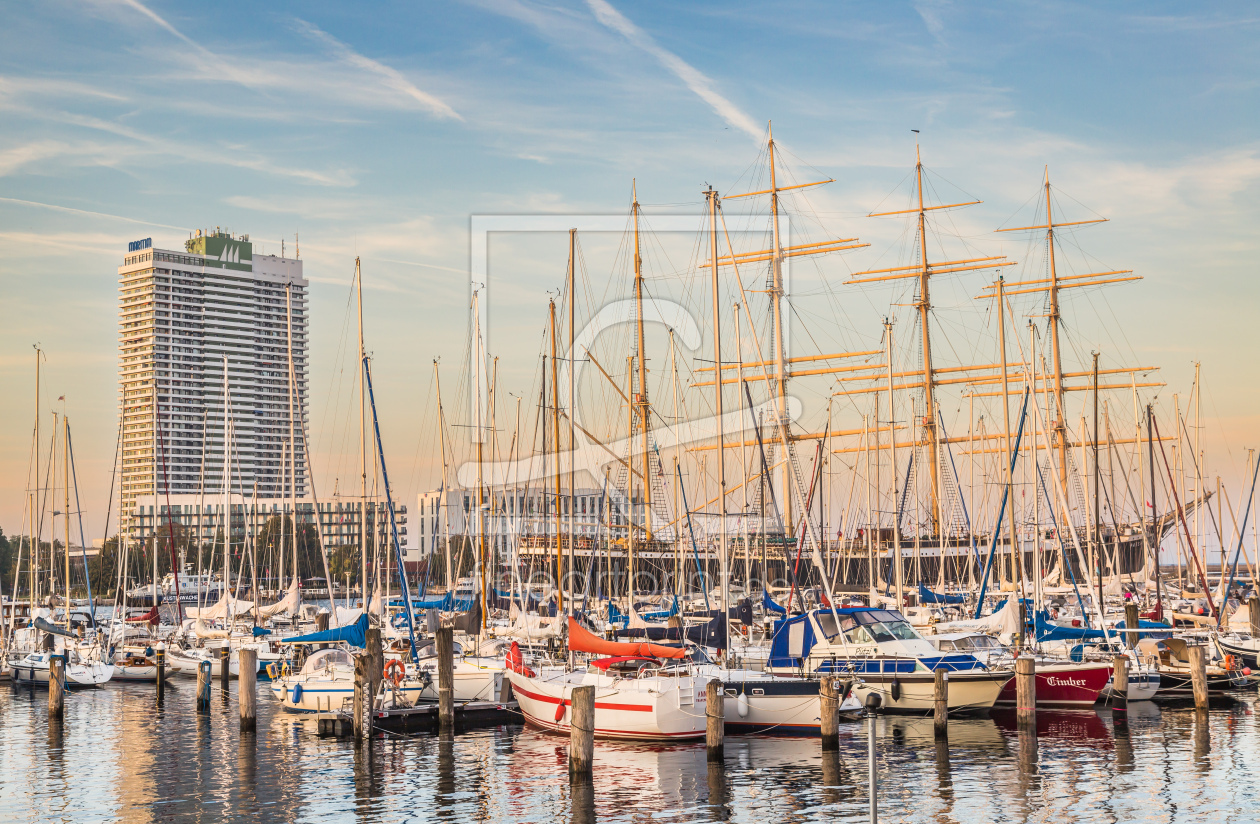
550, 299, 562, 614
997, 277, 1019, 588
708, 187, 729, 657
628, 189, 653, 549
33, 347, 40, 608
62, 412, 71, 628
568, 228, 577, 613
286, 283, 298, 593
1093, 352, 1102, 610
886, 320, 903, 604
356, 258, 368, 609
1044, 172, 1070, 484
434, 360, 452, 593
766, 125, 792, 538
913, 145, 943, 537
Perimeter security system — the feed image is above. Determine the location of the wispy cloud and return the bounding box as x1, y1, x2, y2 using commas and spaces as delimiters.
584, 0, 761, 140
293, 19, 462, 121
0, 196, 189, 231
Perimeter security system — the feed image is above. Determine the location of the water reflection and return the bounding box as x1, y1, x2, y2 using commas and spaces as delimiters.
706, 762, 729, 822
2, 686, 1260, 823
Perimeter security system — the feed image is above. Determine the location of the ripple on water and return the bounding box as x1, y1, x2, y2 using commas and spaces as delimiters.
2, 685, 1259, 822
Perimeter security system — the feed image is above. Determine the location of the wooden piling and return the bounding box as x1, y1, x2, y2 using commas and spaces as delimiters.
48, 654, 65, 718
366, 627, 383, 704
238, 648, 257, 732
219, 646, 230, 691
437, 626, 454, 729
1188, 644, 1209, 711
353, 654, 369, 746
155, 646, 166, 704
706, 679, 724, 763
820, 676, 839, 751
196, 659, 212, 713
1015, 656, 1036, 726
933, 667, 949, 738
1249, 595, 1260, 638
1125, 603, 1139, 649
1112, 655, 1129, 715
569, 684, 594, 777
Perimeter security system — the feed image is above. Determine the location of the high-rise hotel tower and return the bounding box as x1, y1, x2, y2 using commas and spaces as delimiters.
118, 230, 308, 537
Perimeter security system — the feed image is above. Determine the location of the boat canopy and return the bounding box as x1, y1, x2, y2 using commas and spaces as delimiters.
280, 613, 369, 647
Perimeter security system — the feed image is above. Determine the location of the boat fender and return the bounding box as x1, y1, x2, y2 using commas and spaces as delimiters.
736, 691, 749, 718
292, 683, 303, 705
555, 702, 566, 722
890, 679, 901, 702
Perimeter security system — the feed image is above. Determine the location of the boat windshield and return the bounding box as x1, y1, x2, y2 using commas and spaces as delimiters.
302, 648, 353, 673
967, 635, 1002, 649
867, 621, 920, 643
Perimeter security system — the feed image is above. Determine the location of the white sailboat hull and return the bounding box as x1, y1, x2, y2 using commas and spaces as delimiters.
506, 669, 709, 741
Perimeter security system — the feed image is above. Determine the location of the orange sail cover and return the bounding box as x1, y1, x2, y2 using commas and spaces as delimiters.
567, 616, 687, 659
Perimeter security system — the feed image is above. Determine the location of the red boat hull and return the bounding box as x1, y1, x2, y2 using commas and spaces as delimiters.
994, 662, 1112, 707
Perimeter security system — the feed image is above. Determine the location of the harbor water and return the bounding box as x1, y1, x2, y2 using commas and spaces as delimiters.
1, 681, 1257, 822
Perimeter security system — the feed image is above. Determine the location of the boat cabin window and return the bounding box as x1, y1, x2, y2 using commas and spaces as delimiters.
865, 621, 920, 643
816, 612, 840, 638
967, 635, 1001, 649
844, 624, 875, 645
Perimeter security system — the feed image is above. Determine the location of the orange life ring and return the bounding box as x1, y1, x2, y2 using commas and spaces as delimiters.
384, 658, 405, 686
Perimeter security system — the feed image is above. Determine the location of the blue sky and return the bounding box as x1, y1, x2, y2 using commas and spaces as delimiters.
1, 1, 1258, 548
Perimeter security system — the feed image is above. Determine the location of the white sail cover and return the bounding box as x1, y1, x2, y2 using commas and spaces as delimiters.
185, 593, 253, 621
367, 588, 382, 616
934, 595, 1022, 641
1229, 601, 1251, 631
254, 580, 301, 619
495, 611, 562, 640
334, 607, 364, 627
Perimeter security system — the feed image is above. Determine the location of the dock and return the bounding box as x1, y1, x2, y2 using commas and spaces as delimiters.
316, 700, 521, 738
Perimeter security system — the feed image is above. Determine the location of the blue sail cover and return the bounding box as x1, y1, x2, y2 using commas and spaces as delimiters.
411, 592, 452, 611
763, 589, 787, 616
1034, 612, 1107, 643
280, 613, 369, 647
918, 584, 965, 605
639, 595, 679, 622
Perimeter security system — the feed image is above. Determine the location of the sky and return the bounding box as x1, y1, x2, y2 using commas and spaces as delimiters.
1, 1, 1258, 552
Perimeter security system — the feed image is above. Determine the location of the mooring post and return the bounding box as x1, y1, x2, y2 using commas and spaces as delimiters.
219, 646, 230, 692
1016, 656, 1036, 727
1188, 644, 1209, 711
820, 676, 839, 751
706, 679, 724, 763
437, 626, 454, 729
238, 648, 257, 732
155, 645, 166, 705
48, 653, 65, 718
353, 654, 369, 746
366, 627, 383, 718
1112, 655, 1129, 717
1249, 595, 1260, 638
196, 659, 212, 714
569, 684, 594, 777
1125, 602, 1139, 649
933, 667, 949, 738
